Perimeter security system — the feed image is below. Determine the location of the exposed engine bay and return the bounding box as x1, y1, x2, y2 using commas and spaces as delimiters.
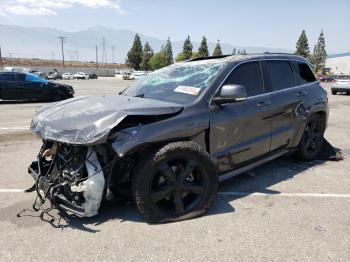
27, 140, 135, 217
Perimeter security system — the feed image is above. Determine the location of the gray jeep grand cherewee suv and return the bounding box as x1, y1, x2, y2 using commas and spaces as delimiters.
27, 54, 328, 223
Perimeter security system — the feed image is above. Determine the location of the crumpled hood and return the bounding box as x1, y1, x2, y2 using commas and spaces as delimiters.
30, 95, 183, 145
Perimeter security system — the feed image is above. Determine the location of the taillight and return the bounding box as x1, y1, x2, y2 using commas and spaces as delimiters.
332, 79, 336, 83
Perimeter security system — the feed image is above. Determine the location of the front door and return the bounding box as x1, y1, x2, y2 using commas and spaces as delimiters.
209, 61, 273, 173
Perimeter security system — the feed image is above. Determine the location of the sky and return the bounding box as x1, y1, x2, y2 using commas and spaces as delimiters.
0, 0, 349, 53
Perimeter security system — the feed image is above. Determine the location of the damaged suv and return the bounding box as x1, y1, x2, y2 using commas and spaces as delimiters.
27, 54, 328, 223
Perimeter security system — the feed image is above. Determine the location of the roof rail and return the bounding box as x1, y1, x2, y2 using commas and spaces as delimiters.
188, 54, 232, 62
260, 52, 299, 56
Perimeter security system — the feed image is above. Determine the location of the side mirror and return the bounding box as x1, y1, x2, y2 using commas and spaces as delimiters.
212, 84, 247, 104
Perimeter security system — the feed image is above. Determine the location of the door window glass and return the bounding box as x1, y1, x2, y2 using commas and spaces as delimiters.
265, 60, 295, 90
224, 61, 263, 96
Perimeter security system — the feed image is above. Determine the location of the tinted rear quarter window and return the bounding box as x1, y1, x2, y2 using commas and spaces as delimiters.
224, 61, 263, 96
265, 60, 295, 91
293, 62, 316, 85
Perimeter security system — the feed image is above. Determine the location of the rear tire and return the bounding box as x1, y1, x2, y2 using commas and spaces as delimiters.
296, 114, 325, 161
332, 90, 337, 95
131, 141, 218, 223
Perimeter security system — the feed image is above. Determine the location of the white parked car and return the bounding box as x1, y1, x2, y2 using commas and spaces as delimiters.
131, 71, 148, 80
62, 73, 74, 80
73, 72, 90, 80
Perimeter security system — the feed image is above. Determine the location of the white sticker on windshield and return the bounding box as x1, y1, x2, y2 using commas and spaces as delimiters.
174, 85, 201, 96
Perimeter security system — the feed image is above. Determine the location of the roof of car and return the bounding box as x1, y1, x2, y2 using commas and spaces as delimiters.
0, 71, 25, 74
187, 53, 308, 64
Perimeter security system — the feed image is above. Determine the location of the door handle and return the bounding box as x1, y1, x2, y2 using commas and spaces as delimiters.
257, 101, 271, 108
296, 91, 308, 97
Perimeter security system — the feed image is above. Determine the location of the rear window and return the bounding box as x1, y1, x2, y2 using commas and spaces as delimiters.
224, 61, 263, 96
293, 62, 316, 85
265, 60, 295, 91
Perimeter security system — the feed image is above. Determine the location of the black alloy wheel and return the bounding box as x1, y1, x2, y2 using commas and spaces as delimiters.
132, 141, 218, 223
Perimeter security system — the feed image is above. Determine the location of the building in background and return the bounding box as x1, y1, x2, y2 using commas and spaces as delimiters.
325, 55, 350, 75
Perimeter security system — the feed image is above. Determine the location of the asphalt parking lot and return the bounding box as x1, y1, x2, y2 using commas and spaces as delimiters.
0, 78, 349, 261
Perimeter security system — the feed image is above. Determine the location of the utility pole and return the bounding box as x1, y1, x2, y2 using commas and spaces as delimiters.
112, 45, 115, 64
0, 46, 2, 68
102, 37, 107, 64
95, 46, 98, 70
58, 36, 66, 68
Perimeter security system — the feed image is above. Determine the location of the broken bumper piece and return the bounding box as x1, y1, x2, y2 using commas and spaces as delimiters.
27, 147, 105, 217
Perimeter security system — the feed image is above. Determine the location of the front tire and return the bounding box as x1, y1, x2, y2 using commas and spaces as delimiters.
52, 93, 64, 102
132, 141, 218, 223
296, 114, 325, 161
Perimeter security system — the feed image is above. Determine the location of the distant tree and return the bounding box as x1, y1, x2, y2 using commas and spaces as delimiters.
175, 52, 186, 62
295, 30, 310, 58
164, 37, 174, 66
182, 36, 193, 60
312, 30, 327, 73
198, 36, 209, 57
126, 34, 143, 70
212, 40, 223, 56
140, 42, 154, 71
149, 52, 165, 70
232, 48, 237, 55
192, 51, 201, 59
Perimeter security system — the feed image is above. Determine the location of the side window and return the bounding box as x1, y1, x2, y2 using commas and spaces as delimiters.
0, 74, 15, 81
265, 60, 295, 91
15, 74, 26, 81
224, 61, 263, 96
293, 62, 316, 85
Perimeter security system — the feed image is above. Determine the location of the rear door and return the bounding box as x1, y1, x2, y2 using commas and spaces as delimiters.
209, 61, 273, 172
262, 60, 304, 152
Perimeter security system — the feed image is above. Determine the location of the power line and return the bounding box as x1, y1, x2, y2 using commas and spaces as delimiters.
58, 36, 66, 68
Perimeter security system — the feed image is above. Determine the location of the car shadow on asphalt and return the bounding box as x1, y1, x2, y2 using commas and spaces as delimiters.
47, 157, 333, 232
8, 141, 344, 232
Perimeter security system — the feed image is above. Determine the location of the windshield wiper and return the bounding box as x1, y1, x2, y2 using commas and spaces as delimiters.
134, 93, 145, 98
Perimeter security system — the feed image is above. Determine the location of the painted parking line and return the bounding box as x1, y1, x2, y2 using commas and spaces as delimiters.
0, 127, 29, 130
0, 189, 25, 193
1, 189, 350, 199
218, 192, 350, 198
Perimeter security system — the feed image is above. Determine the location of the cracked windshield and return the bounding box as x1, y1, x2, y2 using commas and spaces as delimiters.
122, 61, 227, 104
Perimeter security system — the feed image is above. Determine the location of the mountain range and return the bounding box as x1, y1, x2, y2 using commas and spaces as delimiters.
0, 24, 297, 63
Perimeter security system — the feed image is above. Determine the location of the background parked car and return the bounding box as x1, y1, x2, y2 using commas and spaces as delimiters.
132, 71, 148, 79
89, 73, 98, 79
318, 75, 335, 82
29, 70, 48, 80
0, 72, 74, 101
331, 75, 350, 95
73, 72, 90, 80
62, 72, 74, 80
47, 69, 62, 80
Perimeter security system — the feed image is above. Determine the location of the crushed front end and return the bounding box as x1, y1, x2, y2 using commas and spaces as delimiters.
27, 140, 127, 217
